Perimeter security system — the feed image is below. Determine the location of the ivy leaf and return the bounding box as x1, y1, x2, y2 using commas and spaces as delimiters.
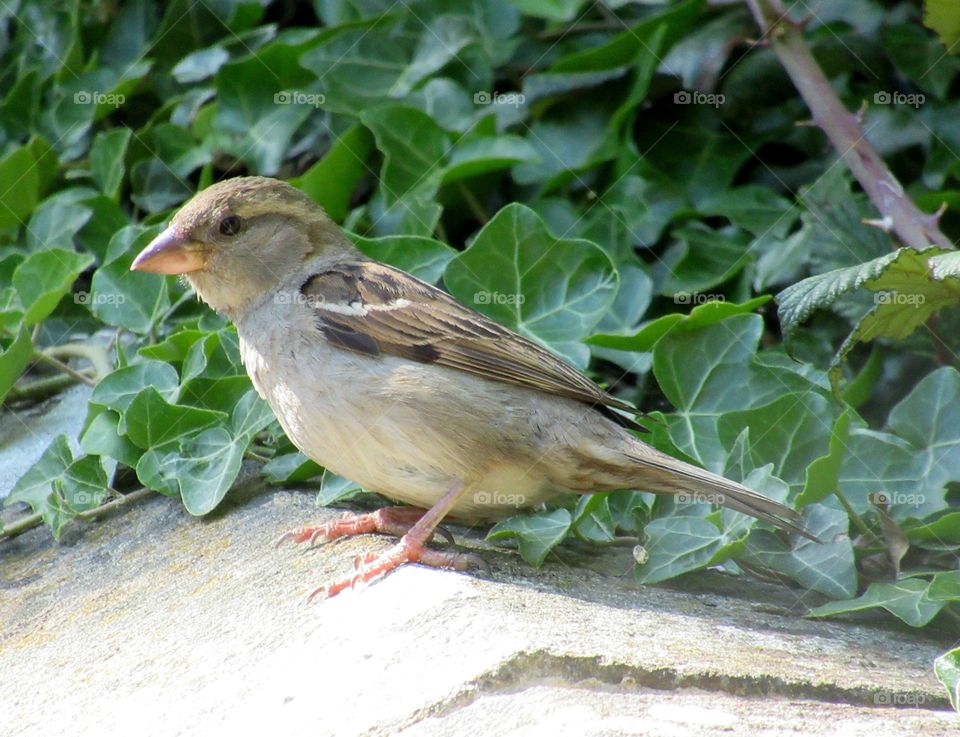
123, 388, 226, 450
488, 509, 572, 566
934, 647, 960, 713
353, 234, 455, 284
444, 203, 618, 366
361, 105, 451, 204
635, 516, 723, 584
90, 225, 170, 334
742, 504, 856, 599
0, 325, 33, 404
294, 124, 373, 222
89, 127, 131, 200
13, 248, 94, 326
5, 434, 73, 520
651, 314, 821, 471
796, 410, 852, 507
807, 578, 943, 627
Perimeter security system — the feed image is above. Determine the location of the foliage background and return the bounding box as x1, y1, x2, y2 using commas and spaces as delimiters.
1, 0, 960, 689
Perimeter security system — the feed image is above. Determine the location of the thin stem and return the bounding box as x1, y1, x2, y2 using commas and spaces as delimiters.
832, 486, 876, 543
32, 351, 96, 387
45, 342, 112, 379
458, 182, 490, 225
0, 488, 156, 541
744, 0, 953, 250
5, 370, 95, 403
0, 510, 42, 538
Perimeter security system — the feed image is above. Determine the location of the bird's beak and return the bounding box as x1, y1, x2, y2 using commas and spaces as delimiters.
130, 227, 206, 274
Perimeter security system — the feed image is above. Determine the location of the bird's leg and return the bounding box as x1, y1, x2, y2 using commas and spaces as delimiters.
305, 479, 480, 601
275, 507, 430, 547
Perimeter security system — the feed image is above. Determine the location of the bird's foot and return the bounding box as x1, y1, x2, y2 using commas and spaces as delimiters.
275, 507, 429, 547
278, 480, 479, 601
307, 536, 483, 601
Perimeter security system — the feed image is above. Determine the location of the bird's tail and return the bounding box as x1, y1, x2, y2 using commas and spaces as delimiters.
626, 451, 819, 543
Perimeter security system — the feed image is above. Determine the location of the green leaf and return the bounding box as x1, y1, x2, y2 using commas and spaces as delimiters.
80, 410, 141, 468
718, 393, 837, 493
124, 387, 226, 450
0, 325, 33, 403
177, 427, 247, 515
444, 203, 618, 366
743, 504, 856, 599
0, 145, 41, 229
361, 105, 451, 204
352, 234, 455, 284
934, 647, 960, 713
90, 361, 180, 415
13, 248, 94, 326
442, 135, 540, 184
651, 314, 821, 470
589, 296, 770, 352
655, 224, 752, 297
89, 127, 131, 200
294, 124, 374, 222
635, 516, 723, 583
807, 578, 943, 627
488, 509, 573, 567
510, 0, 585, 22
925, 0, 960, 51
778, 245, 960, 393
573, 494, 616, 543
90, 225, 170, 334
316, 471, 363, 505
797, 410, 852, 506
6, 434, 73, 517
262, 452, 322, 484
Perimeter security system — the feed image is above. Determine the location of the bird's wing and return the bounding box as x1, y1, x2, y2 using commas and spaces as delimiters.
299, 260, 644, 430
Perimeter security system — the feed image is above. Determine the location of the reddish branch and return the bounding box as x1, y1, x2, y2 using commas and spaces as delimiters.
745, 0, 953, 250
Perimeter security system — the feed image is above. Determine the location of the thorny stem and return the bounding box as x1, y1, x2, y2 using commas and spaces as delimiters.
745, 0, 953, 250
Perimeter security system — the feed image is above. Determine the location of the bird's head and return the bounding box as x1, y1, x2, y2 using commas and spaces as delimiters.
131, 176, 356, 318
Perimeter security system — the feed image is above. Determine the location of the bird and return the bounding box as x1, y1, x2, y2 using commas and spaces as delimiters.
130, 176, 814, 599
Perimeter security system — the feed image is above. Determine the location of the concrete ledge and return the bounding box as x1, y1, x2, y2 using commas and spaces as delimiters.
1, 483, 953, 736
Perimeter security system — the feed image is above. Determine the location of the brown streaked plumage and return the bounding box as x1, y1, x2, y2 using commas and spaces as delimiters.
130, 176, 817, 599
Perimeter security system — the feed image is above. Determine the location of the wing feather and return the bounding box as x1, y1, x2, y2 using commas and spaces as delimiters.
300, 260, 644, 430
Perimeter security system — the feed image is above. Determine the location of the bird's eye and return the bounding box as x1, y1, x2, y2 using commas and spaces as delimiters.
219, 215, 243, 236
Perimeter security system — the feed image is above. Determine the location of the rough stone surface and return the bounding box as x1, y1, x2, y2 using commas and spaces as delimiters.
1, 481, 955, 737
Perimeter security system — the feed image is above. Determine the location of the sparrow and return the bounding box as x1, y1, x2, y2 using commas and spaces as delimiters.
131, 176, 814, 599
